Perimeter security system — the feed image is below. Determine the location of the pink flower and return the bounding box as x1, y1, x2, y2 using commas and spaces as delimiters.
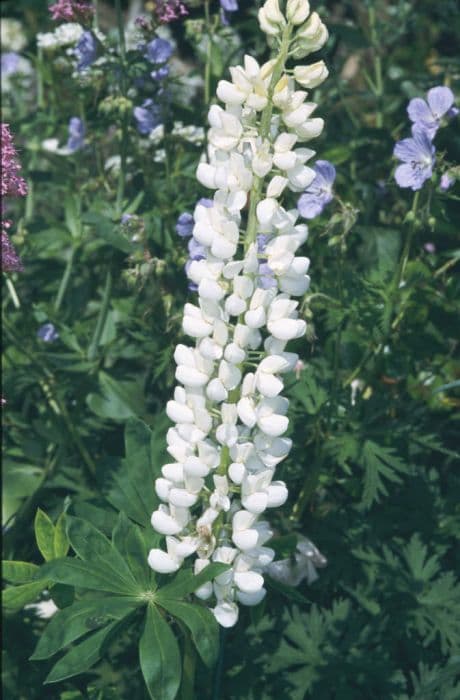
48, 0, 94, 24
1, 124, 27, 272
154, 0, 188, 23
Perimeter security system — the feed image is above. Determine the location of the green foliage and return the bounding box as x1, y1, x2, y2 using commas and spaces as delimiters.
2, 0, 460, 698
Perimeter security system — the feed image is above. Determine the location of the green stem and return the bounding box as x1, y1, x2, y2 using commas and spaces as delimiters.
204, 0, 212, 107
5, 277, 21, 309
212, 627, 227, 700
368, 6, 383, 128
87, 266, 112, 361
54, 246, 76, 312
245, 24, 293, 251
179, 625, 197, 700
115, 0, 126, 63
115, 0, 128, 213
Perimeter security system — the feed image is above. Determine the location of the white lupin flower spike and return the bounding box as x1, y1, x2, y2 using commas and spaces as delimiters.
149, 0, 329, 627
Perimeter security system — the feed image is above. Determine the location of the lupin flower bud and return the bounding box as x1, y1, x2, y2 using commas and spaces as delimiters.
292, 11, 329, 58
286, 0, 310, 25
149, 0, 330, 628
294, 60, 329, 88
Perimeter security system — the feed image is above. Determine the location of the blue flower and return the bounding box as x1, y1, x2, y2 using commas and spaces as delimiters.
37, 323, 59, 343
151, 65, 169, 81
74, 30, 97, 71
297, 160, 336, 219
133, 99, 162, 135
220, 0, 238, 11
258, 262, 277, 289
1, 52, 20, 76
176, 212, 194, 237
66, 117, 85, 152
394, 126, 435, 191
187, 237, 206, 260
144, 37, 173, 65
407, 86, 456, 139
440, 172, 455, 192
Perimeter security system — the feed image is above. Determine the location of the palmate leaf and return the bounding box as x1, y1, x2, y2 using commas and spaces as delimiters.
31, 596, 140, 660
2, 580, 48, 612
112, 512, 152, 589
156, 562, 229, 601
38, 558, 137, 596
159, 599, 219, 668
360, 440, 410, 508
139, 604, 181, 700
2, 561, 40, 584
106, 418, 160, 528
44, 621, 119, 684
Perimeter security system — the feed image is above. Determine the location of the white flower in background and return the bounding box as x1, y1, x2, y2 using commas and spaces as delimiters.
37, 23, 84, 50
1, 18, 27, 52
24, 596, 59, 619
149, 0, 329, 627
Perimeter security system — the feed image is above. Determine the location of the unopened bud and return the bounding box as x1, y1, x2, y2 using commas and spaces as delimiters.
286, 0, 310, 25
294, 60, 329, 88
258, 0, 286, 36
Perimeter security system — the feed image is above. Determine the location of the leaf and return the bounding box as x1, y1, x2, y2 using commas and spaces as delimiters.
82, 211, 132, 253
34, 508, 56, 562
139, 604, 181, 700
158, 599, 219, 668
156, 563, 229, 601
2, 561, 40, 584
44, 621, 118, 684
31, 596, 139, 660
66, 516, 138, 590
54, 513, 70, 558
86, 372, 145, 421
38, 558, 137, 595
361, 440, 409, 508
112, 512, 151, 588
106, 418, 159, 527
3, 580, 47, 611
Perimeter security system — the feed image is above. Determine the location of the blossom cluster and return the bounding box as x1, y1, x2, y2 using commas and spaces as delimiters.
1, 124, 27, 272
148, 0, 329, 628
48, 0, 94, 24
394, 86, 457, 191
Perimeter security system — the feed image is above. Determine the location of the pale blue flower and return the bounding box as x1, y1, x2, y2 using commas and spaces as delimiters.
133, 99, 162, 135
408, 86, 456, 138
75, 30, 97, 71
394, 127, 435, 191
297, 160, 336, 219
66, 117, 85, 152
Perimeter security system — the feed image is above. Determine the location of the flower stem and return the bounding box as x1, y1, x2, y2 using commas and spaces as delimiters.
245, 24, 293, 251
54, 246, 76, 312
5, 278, 21, 309
204, 0, 212, 108
212, 627, 227, 700
87, 265, 113, 361
179, 625, 197, 700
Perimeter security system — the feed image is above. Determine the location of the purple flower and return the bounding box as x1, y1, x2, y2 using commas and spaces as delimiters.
197, 198, 213, 208
1, 229, 23, 272
1, 52, 20, 76
258, 262, 277, 289
424, 242, 436, 254
154, 0, 188, 23
188, 237, 206, 260
66, 117, 85, 152
257, 234, 271, 253
37, 323, 59, 343
407, 86, 456, 138
220, 0, 238, 11
440, 172, 455, 192
394, 127, 435, 191
297, 160, 336, 219
74, 31, 97, 71
151, 65, 169, 81
49, 0, 94, 23
121, 214, 133, 224
133, 99, 162, 135
176, 212, 194, 237
144, 38, 173, 65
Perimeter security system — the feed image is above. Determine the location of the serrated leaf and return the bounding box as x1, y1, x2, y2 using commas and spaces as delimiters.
361, 440, 409, 508
35, 508, 56, 562
157, 563, 229, 601
159, 599, 219, 668
31, 596, 139, 660
139, 604, 181, 700
2, 560, 40, 584
44, 621, 118, 684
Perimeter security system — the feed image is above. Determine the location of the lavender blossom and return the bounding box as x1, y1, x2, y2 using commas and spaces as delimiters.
1, 52, 20, 76
408, 86, 456, 138
440, 172, 455, 192
297, 160, 336, 219
133, 99, 162, 135
175, 212, 194, 237
1, 229, 23, 272
144, 38, 173, 65
74, 30, 97, 71
394, 127, 435, 191
66, 117, 85, 152
37, 323, 59, 343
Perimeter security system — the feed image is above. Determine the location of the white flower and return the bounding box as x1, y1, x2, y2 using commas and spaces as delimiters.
294, 61, 329, 89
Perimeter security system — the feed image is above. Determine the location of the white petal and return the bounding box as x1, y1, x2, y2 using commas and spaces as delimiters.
147, 549, 180, 574
213, 601, 239, 628
234, 571, 264, 593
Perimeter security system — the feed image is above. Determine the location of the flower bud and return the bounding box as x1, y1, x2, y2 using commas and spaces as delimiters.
294, 61, 329, 88
286, 0, 310, 25
258, 0, 286, 36
292, 12, 329, 58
